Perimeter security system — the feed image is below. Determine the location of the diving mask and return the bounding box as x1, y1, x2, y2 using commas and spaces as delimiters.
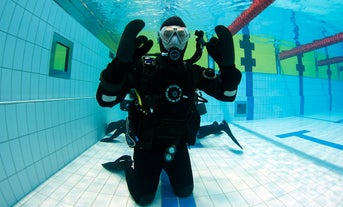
159, 26, 190, 51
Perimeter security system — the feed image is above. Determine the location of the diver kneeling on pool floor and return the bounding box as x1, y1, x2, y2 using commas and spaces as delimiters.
96, 16, 241, 205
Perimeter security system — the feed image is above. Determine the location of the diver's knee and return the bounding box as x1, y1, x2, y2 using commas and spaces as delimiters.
174, 184, 193, 197
135, 193, 155, 206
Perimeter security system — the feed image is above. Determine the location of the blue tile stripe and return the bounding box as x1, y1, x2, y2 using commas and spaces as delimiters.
276, 130, 343, 150
161, 170, 196, 207
231, 122, 343, 175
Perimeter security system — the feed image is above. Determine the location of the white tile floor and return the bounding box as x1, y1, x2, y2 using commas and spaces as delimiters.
15, 112, 343, 207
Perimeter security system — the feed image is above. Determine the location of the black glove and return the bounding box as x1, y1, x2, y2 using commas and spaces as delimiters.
133, 35, 153, 61
116, 19, 153, 63
206, 25, 241, 91
206, 25, 234, 67
101, 20, 153, 84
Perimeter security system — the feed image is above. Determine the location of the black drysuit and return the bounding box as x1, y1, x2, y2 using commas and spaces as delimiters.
96, 55, 241, 205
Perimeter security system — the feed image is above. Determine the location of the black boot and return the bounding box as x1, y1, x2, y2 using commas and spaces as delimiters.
102, 155, 133, 172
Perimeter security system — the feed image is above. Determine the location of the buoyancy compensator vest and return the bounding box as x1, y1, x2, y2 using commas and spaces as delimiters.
126, 56, 200, 149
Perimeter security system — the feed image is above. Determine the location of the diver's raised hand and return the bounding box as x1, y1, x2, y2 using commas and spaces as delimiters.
133, 35, 153, 61
100, 20, 153, 88
207, 25, 241, 97
206, 25, 234, 67
116, 19, 153, 63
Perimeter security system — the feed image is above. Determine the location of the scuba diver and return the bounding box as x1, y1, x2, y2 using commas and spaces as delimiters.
96, 16, 241, 205
100, 30, 243, 147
